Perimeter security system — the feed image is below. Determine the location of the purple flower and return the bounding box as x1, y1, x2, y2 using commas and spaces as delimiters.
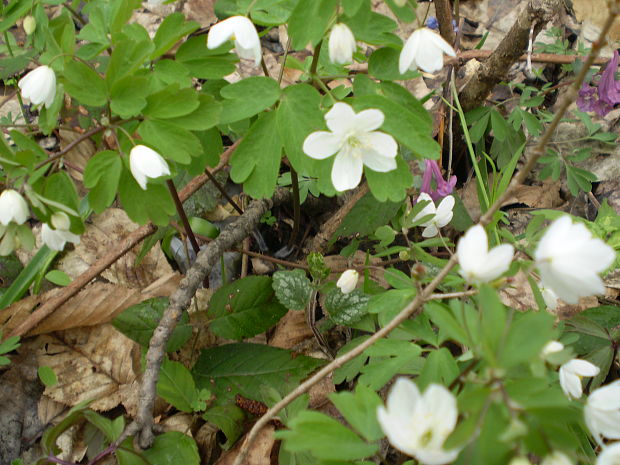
420, 159, 457, 202
577, 50, 620, 116
426, 17, 439, 30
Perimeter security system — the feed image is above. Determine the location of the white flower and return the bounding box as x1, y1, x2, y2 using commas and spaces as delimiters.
535, 216, 615, 304
597, 442, 620, 465
399, 28, 456, 74
541, 285, 560, 310
0, 190, 29, 226
377, 378, 461, 465
207, 16, 262, 67
585, 380, 620, 445
541, 340, 564, 358
541, 451, 573, 465
129, 145, 171, 190
303, 102, 398, 191
559, 359, 599, 399
23, 16, 36, 35
456, 225, 514, 284
411, 193, 454, 238
18, 65, 56, 109
337, 269, 359, 294
41, 213, 80, 251
329, 23, 356, 65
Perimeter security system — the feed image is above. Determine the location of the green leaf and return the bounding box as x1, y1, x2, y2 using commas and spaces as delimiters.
192, 343, 324, 406
287, 0, 336, 50
38, 366, 58, 387
151, 12, 200, 59
500, 310, 555, 369
365, 156, 413, 202
62, 60, 107, 107
359, 339, 423, 389
39, 83, 65, 135
424, 301, 470, 345
138, 119, 202, 164
157, 358, 203, 413
343, 0, 400, 46
45, 270, 71, 286
41, 400, 92, 454
219, 77, 281, 124
0, 334, 20, 356
110, 76, 150, 118
176, 36, 238, 79
143, 85, 200, 119
276, 411, 378, 461
478, 284, 507, 364
203, 405, 246, 450
417, 347, 459, 389
324, 288, 370, 326
332, 192, 400, 239
164, 94, 222, 131
142, 431, 199, 465
0, 246, 57, 310
230, 111, 282, 198
83, 410, 124, 442
106, 32, 154, 85
83, 150, 122, 213
368, 47, 418, 80
118, 168, 176, 225
329, 384, 384, 441
112, 297, 192, 352
207, 276, 288, 340
277, 84, 325, 174
272, 269, 313, 310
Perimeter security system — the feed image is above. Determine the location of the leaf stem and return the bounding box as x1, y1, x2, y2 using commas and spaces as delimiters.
166, 180, 200, 255
287, 167, 301, 248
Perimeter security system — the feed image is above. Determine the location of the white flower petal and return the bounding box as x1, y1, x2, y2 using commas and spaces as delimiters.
337, 269, 358, 294
129, 145, 171, 190
422, 224, 439, 238
596, 442, 620, 465
329, 23, 356, 65
303, 131, 343, 159
325, 102, 358, 133
399, 28, 455, 74
475, 243, 514, 282
0, 190, 29, 226
331, 147, 363, 191
18, 66, 56, 109
361, 149, 397, 172
457, 225, 488, 280
362, 131, 398, 159
41, 224, 80, 251
399, 31, 421, 74
354, 109, 385, 132
207, 16, 261, 66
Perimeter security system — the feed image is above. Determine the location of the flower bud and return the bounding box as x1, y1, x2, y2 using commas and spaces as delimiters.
23, 15, 36, 35
18, 65, 57, 109
42, 223, 80, 251
129, 145, 171, 190
0, 189, 29, 226
337, 269, 358, 294
328, 23, 356, 65
541, 340, 564, 358
51, 211, 71, 231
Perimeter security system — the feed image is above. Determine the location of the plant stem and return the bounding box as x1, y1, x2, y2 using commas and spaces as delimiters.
204, 167, 244, 214
288, 168, 301, 248
166, 180, 200, 255
34, 125, 107, 170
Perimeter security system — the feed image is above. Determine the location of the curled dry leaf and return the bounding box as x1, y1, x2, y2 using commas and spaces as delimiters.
34, 324, 141, 414
214, 424, 275, 465
58, 208, 174, 288
269, 309, 314, 350
0, 273, 181, 336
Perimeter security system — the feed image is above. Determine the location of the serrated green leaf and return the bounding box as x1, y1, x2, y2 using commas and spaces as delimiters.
112, 297, 191, 352
143, 85, 200, 119
324, 288, 370, 325
110, 76, 150, 118
192, 343, 324, 406
272, 269, 313, 310
417, 347, 459, 388
164, 94, 222, 131
207, 276, 288, 340
276, 410, 378, 461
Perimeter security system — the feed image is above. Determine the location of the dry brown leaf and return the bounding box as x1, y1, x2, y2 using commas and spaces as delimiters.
573, 0, 620, 43
214, 425, 275, 465
58, 208, 173, 288
58, 129, 96, 182
182, 0, 217, 27
269, 309, 313, 349
37, 396, 67, 427
500, 269, 599, 314
195, 422, 221, 465
324, 250, 388, 288
0, 273, 181, 336
161, 412, 195, 436
34, 324, 140, 414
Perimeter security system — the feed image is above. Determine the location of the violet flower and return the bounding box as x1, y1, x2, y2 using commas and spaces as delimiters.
577, 50, 620, 116
420, 159, 457, 202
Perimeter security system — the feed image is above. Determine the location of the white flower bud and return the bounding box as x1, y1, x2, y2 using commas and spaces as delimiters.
541, 340, 564, 358
41, 223, 80, 251
559, 359, 599, 399
23, 16, 36, 35
337, 269, 359, 294
328, 23, 356, 65
399, 27, 456, 74
0, 189, 29, 226
50, 211, 71, 231
129, 145, 171, 190
18, 65, 57, 109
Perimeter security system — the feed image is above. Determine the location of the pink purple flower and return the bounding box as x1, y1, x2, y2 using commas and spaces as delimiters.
577, 50, 620, 116
420, 159, 457, 201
